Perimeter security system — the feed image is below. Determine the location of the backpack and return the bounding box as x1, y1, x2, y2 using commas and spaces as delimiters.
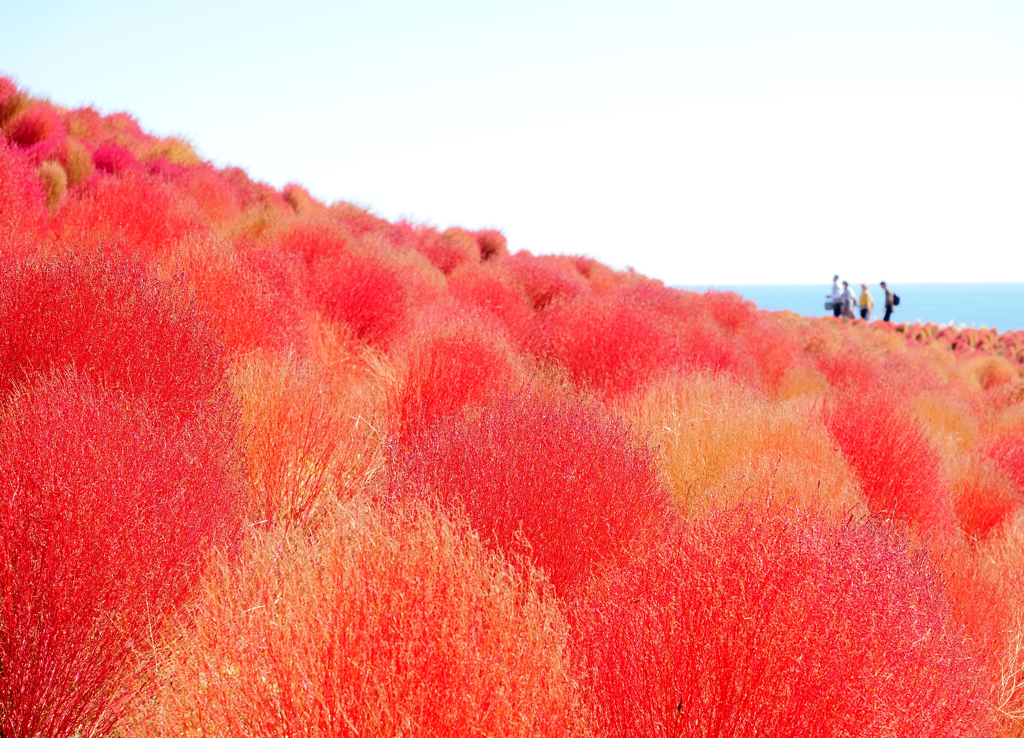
893, 293, 901, 306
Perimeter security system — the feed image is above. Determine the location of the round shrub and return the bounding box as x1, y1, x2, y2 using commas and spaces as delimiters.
573, 504, 994, 737
392, 388, 673, 597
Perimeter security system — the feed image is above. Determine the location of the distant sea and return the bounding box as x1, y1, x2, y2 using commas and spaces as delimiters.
680, 284, 1024, 333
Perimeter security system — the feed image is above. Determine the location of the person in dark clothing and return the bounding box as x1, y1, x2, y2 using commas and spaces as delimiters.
829, 275, 842, 317
880, 281, 895, 322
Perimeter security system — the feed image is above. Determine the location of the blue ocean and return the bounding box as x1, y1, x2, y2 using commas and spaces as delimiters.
680, 284, 1024, 333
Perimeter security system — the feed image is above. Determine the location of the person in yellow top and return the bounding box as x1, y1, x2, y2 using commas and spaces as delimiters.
859, 283, 874, 321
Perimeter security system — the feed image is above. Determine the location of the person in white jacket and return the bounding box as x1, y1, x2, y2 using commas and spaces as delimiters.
829, 275, 842, 317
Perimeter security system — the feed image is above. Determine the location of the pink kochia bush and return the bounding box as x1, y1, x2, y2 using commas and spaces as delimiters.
91, 140, 140, 176
0, 253, 243, 737
573, 504, 994, 737
392, 389, 673, 597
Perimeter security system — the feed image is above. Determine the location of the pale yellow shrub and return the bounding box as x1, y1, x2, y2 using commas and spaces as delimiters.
623, 371, 863, 518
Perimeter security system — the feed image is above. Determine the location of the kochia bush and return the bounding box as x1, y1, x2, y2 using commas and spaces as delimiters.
168, 243, 307, 356
824, 388, 958, 536
392, 389, 673, 597
507, 252, 589, 311
123, 498, 590, 737
4, 102, 63, 149
447, 265, 534, 345
91, 140, 140, 176
388, 317, 521, 441
310, 248, 410, 347
0, 373, 243, 738
954, 460, 1020, 539
986, 428, 1024, 492
0, 252, 233, 425
51, 172, 204, 260
0, 252, 245, 736
412, 227, 479, 275
573, 504, 994, 737
530, 290, 683, 398
0, 139, 46, 262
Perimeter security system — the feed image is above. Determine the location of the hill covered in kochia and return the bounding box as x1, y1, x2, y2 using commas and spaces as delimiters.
2, 76, 1024, 736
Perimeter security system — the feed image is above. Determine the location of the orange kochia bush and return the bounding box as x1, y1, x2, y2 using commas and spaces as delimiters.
123, 498, 591, 738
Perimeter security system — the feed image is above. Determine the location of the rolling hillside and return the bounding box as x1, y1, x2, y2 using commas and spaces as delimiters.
2, 76, 1024, 737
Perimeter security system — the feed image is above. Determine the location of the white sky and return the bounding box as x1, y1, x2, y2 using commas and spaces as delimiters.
2, 0, 1023, 284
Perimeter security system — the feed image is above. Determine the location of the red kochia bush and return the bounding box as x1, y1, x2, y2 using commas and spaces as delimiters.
392, 389, 672, 597
572, 256, 621, 292
986, 428, 1024, 491
0, 252, 243, 736
281, 219, 349, 266
816, 348, 880, 392
176, 163, 243, 227
51, 171, 203, 260
0, 139, 47, 262
574, 504, 993, 737
4, 102, 63, 148
954, 462, 1019, 539
91, 140, 140, 176
738, 318, 806, 394
702, 289, 758, 333
172, 247, 306, 356
0, 252, 232, 423
0, 373, 244, 738
411, 227, 478, 275
388, 318, 520, 441
475, 228, 507, 260
448, 266, 534, 345
0, 77, 24, 123
311, 249, 409, 347
241, 243, 310, 316
621, 281, 756, 381
530, 290, 683, 398
675, 313, 756, 380
220, 166, 292, 217
825, 388, 958, 536
506, 252, 589, 310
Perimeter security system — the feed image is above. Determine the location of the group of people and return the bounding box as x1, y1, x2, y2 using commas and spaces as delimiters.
828, 276, 897, 322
